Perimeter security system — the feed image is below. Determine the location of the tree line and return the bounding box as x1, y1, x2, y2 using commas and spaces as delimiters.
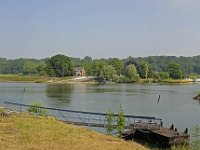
1, 54, 200, 82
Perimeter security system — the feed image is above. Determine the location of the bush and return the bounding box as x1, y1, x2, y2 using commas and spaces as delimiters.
116, 105, 126, 137
106, 106, 126, 137
27, 102, 47, 116
105, 109, 115, 135
115, 76, 125, 83
159, 72, 170, 79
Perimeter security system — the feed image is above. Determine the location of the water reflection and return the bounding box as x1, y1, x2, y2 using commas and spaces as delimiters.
1, 82, 200, 132
46, 84, 73, 107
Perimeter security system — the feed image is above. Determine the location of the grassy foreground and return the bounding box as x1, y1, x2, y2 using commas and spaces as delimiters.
0, 113, 148, 150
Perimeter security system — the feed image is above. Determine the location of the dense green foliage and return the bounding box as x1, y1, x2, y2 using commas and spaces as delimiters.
108, 58, 123, 75
116, 105, 126, 137
105, 109, 115, 135
0, 58, 47, 75
1, 55, 200, 81
168, 61, 183, 79
125, 64, 138, 82
46, 54, 73, 77
27, 102, 47, 116
106, 106, 126, 137
102, 65, 116, 81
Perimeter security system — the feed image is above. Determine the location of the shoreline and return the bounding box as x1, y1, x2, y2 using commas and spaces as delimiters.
0, 74, 196, 84
0, 106, 148, 150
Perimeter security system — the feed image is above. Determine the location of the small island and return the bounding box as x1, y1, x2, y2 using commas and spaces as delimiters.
193, 92, 200, 101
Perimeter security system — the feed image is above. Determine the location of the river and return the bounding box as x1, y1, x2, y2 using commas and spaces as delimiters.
0, 82, 200, 133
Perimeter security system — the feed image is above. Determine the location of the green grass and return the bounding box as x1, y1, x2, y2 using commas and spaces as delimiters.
0, 74, 49, 82
189, 74, 200, 80
0, 113, 148, 150
0, 74, 75, 83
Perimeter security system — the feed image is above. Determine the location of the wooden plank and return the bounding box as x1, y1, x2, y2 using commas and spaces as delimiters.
151, 128, 178, 138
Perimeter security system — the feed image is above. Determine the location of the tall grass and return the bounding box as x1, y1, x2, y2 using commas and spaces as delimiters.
0, 112, 148, 150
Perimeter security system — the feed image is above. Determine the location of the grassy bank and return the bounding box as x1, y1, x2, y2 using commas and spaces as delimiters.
0, 74, 74, 83
0, 74, 50, 83
159, 78, 193, 84
0, 112, 148, 150
0, 74, 195, 84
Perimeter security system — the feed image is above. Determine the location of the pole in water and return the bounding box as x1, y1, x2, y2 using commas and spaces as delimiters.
157, 95, 161, 104
20, 88, 25, 112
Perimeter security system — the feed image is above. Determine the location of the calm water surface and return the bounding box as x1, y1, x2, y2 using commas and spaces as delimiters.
0, 82, 200, 132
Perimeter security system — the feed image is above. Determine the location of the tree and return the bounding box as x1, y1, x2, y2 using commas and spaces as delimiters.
168, 61, 184, 79
0, 58, 9, 74
35, 62, 47, 75
23, 61, 37, 75
91, 60, 107, 77
139, 61, 150, 79
83, 61, 93, 76
105, 109, 115, 135
144, 63, 149, 79
125, 64, 138, 81
82, 56, 92, 62
46, 54, 73, 77
8, 59, 24, 74
124, 56, 141, 76
102, 65, 116, 81
159, 71, 169, 79
109, 58, 123, 76
116, 105, 126, 137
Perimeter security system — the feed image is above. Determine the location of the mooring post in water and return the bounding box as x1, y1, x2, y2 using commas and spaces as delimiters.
157, 94, 161, 104
170, 124, 174, 130
184, 128, 188, 134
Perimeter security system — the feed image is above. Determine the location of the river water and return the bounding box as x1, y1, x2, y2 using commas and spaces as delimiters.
0, 82, 200, 133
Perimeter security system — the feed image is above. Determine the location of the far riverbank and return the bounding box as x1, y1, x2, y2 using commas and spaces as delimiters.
0, 74, 196, 84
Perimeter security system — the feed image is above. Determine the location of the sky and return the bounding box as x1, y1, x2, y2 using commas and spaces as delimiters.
0, 0, 200, 59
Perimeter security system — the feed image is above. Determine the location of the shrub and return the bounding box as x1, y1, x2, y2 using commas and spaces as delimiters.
105, 109, 115, 135
116, 105, 126, 137
27, 102, 47, 116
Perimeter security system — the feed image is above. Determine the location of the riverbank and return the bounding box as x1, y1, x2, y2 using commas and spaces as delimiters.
159, 78, 194, 84
0, 108, 147, 150
0, 74, 77, 83
0, 74, 51, 83
0, 74, 196, 84
0, 74, 99, 84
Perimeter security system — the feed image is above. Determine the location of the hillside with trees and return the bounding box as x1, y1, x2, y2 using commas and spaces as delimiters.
1, 55, 200, 82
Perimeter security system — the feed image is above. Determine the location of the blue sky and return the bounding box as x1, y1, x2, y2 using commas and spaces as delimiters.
0, 0, 200, 59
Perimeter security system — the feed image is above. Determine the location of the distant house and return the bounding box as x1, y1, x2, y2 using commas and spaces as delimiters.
73, 67, 86, 76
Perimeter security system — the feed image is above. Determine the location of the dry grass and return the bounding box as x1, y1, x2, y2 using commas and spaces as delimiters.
0, 74, 75, 83
0, 113, 148, 150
